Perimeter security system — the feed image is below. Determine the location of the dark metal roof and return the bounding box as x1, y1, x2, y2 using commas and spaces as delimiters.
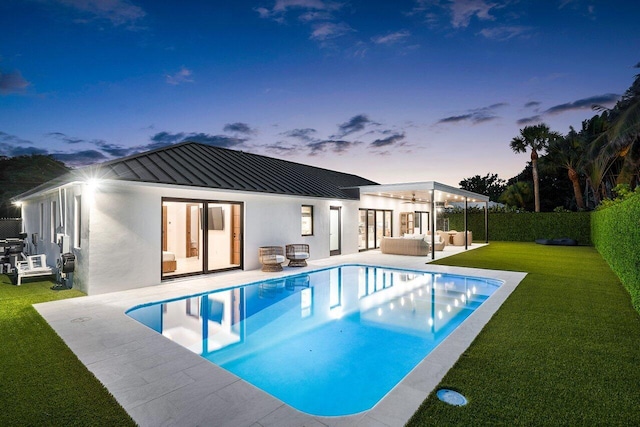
17, 142, 378, 200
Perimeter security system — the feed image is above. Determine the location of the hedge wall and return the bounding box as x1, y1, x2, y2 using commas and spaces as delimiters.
447, 211, 592, 245
591, 194, 640, 314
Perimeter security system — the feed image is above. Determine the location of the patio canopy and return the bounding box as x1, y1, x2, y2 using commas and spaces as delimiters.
355, 181, 490, 260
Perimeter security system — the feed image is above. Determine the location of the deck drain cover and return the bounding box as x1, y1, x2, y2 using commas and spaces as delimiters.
437, 389, 467, 406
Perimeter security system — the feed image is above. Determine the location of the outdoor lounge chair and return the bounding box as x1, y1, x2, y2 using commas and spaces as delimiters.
286, 244, 310, 267
258, 246, 285, 272
14, 254, 53, 285
452, 231, 466, 246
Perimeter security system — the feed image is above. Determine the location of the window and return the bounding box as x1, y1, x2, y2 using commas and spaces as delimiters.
301, 205, 313, 236
51, 201, 57, 243
74, 195, 81, 248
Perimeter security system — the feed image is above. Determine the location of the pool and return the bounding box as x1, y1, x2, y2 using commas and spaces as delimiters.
126, 265, 502, 416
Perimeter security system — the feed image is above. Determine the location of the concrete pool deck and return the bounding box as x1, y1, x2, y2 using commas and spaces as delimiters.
35, 244, 526, 427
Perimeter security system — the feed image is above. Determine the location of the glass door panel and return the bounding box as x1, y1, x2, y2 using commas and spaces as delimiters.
375, 211, 384, 247
367, 211, 375, 249
162, 201, 203, 277
358, 210, 367, 250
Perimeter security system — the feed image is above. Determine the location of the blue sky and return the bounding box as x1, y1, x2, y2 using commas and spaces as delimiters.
1, 0, 638, 186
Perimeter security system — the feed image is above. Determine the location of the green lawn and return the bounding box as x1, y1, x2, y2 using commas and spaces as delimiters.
407, 242, 640, 426
0, 275, 136, 427
2, 242, 639, 426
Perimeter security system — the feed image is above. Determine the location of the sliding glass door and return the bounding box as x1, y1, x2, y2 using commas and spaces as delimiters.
162, 198, 243, 279
358, 209, 392, 251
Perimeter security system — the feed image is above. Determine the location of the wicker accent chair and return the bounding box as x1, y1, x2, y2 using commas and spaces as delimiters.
452, 231, 466, 246
258, 246, 285, 272
286, 244, 310, 267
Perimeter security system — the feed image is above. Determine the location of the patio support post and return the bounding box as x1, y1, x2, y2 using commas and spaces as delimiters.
484, 201, 489, 243
430, 189, 435, 260
464, 197, 468, 250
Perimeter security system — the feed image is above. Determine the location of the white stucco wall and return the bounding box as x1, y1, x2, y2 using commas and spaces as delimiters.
18, 181, 412, 295
19, 180, 365, 294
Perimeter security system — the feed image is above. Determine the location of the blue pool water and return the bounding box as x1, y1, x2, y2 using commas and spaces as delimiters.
126, 265, 502, 416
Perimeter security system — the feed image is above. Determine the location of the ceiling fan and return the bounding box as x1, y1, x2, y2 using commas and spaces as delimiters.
401, 193, 419, 204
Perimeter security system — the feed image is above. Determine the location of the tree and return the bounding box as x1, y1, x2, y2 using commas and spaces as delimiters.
0, 155, 70, 217
459, 173, 507, 202
499, 181, 532, 209
547, 127, 587, 209
593, 72, 640, 188
509, 123, 561, 212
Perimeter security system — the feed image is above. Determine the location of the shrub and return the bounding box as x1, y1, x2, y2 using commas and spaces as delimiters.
592, 191, 640, 314
446, 211, 591, 245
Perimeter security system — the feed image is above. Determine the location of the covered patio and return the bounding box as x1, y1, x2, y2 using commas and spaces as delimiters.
356, 181, 490, 260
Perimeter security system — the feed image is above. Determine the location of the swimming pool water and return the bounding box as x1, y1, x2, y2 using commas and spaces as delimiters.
126, 265, 502, 416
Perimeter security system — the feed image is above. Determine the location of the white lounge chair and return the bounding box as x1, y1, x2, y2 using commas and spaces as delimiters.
15, 254, 53, 286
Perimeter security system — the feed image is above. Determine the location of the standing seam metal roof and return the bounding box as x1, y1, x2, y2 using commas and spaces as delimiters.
89, 141, 377, 199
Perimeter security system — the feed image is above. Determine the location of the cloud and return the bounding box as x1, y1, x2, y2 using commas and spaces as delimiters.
634, 62, 640, 69
334, 114, 376, 137
52, 150, 109, 167
299, 11, 335, 22
310, 21, 353, 41
544, 93, 620, 115
478, 25, 531, 40
256, 1, 352, 44
223, 122, 256, 135
46, 132, 85, 144
516, 115, 543, 126
436, 102, 507, 125
0, 131, 113, 167
307, 139, 361, 155
149, 131, 247, 149
0, 69, 31, 95
93, 141, 133, 157
263, 142, 299, 156
259, 0, 342, 16
53, 0, 146, 27
370, 132, 406, 148
0, 131, 35, 146
0, 132, 49, 158
524, 101, 541, 109
281, 128, 318, 142
448, 0, 500, 28
372, 30, 411, 45
165, 67, 194, 85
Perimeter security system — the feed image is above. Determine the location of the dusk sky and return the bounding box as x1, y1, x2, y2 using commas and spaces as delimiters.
1, 0, 639, 186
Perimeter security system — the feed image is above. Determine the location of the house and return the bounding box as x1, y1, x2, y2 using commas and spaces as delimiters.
13, 142, 489, 295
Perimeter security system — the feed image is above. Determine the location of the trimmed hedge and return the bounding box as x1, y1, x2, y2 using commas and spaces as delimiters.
447, 211, 592, 245
591, 193, 640, 314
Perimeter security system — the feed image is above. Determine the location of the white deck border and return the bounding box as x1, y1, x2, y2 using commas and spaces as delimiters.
35, 245, 526, 427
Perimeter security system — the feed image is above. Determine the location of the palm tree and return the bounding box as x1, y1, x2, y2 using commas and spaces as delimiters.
498, 181, 532, 209
510, 123, 561, 212
594, 72, 640, 188
547, 127, 587, 209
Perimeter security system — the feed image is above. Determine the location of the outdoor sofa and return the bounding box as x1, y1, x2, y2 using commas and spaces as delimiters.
380, 234, 445, 256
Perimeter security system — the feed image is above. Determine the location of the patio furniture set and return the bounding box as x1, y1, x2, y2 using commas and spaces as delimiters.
258, 244, 310, 272
380, 230, 473, 256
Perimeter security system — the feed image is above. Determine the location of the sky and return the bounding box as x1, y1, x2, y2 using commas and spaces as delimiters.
1, 0, 639, 187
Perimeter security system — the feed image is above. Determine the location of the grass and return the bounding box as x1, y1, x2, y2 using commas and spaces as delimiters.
407, 242, 640, 426
0, 275, 136, 427
2, 242, 639, 426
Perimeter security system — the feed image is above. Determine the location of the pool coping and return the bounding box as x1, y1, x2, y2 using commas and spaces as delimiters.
34, 249, 526, 427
